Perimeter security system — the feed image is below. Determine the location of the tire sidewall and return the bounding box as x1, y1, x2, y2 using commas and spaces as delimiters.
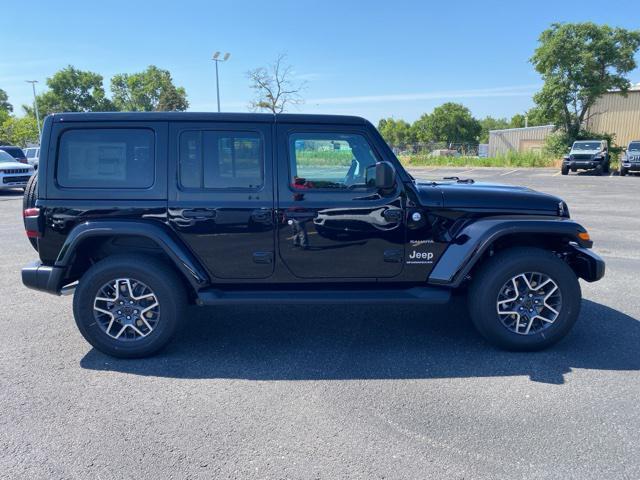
471, 251, 581, 350
73, 258, 182, 358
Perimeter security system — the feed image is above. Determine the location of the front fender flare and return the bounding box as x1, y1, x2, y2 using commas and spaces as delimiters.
428, 216, 593, 287
55, 220, 210, 289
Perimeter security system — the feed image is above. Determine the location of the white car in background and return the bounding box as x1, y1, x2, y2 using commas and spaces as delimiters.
24, 147, 40, 169
0, 150, 34, 190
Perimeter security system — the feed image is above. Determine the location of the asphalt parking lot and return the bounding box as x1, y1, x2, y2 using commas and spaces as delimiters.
1, 168, 639, 479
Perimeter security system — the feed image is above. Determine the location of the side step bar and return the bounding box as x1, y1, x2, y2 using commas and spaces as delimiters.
196, 287, 451, 306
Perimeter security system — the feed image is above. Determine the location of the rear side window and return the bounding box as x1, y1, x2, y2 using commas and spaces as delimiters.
57, 129, 154, 188
179, 131, 263, 190
0, 147, 26, 158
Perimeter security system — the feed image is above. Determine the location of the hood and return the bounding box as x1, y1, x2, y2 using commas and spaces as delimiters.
0, 161, 32, 170
569, 149, 601, 156
415, 180, 563, 213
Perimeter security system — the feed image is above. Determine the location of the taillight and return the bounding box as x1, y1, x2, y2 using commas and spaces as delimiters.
23, 208, 41, 238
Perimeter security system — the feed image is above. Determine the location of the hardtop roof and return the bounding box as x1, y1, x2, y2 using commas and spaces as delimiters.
51, 111, 369, 125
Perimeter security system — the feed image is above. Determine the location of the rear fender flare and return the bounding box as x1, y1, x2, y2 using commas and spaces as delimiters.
55, 220, 209, 289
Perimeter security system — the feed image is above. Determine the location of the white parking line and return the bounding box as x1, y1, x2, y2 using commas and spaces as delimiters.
552, 171, 562, 177
457, 169, 475, 176
500, 169, 519, 176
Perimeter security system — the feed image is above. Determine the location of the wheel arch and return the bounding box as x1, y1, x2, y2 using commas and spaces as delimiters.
55, 220, 210, 294
428, 217, 597, 287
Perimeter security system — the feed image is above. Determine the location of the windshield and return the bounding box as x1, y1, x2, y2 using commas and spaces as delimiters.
572, 142, 601, 151
628, 142, 640, 152
0, 151, 18, 163
25, 148, 37, 158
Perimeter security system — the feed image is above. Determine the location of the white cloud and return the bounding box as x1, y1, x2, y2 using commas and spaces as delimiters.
307, 84, 541, 106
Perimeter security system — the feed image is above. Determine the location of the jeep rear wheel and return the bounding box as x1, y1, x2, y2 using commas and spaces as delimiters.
22, 175, 38, 251
468, 247, 581, 351
73, 254, 186, 358
561, 165, 569, 175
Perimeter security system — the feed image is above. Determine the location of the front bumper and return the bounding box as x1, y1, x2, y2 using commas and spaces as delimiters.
568, 245, 605, 282
564, 160, 602, 171
621, 162, 640, 171
21, 261, 68, 295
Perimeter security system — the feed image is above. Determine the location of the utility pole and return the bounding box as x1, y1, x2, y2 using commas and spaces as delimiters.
25, 80, 42, 139
212, 52, 231, 112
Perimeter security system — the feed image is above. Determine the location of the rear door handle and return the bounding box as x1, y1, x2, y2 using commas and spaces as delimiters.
182, 209, 216, 219
250, 209, 273, 224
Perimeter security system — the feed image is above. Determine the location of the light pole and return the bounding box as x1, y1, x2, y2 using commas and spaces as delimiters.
212, 51, 230, 112
25, 80, 42, 139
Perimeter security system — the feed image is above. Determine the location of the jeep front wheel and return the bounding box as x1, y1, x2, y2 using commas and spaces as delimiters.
561, 165, 569, 175
468, 247, 581, 351
73, 254, 186, 358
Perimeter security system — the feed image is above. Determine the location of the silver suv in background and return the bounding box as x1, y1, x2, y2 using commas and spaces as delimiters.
620, 141, 640, 176
561, 140, 610, 176
24, 147, 40, 170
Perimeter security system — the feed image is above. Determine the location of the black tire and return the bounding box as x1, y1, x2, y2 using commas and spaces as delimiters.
22, 175, 38, 251
620, 168, 628, 177
72, 254, 187, 358
468, 247, 581, 351
594, 164, 603, 176
603, 161, 610, 174
561, 165, 569, 175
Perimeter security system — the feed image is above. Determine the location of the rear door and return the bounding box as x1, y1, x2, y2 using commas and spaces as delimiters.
167, 122, 275, 279
275, 123, 405, 279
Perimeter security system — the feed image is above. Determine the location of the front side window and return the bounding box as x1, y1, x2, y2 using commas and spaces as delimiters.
57, 129, 154, 188
289, 133, 378, 190
179, 131, 263, 190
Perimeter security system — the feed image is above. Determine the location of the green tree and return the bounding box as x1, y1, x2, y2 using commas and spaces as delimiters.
0, 89, 12, 124
509, 106, 554, 128
24, 66, 114, 117
0, 116, 39, 146
111, 65, 189, 111
377, 118, 415, 147
531, 22, 640, 139
414, 103, 481, 144
478, 116, 510, 143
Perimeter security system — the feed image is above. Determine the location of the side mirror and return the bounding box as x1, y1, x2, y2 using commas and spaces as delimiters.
375, 161, 396, 190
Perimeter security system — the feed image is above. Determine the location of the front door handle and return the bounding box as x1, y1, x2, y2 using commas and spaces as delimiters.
382, 209, 403, 222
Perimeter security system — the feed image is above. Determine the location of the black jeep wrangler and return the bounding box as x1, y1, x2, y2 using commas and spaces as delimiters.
21, 112, 604, 357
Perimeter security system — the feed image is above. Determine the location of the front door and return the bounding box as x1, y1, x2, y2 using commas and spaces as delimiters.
276, 124, 405, 279
168, 122, 275, 279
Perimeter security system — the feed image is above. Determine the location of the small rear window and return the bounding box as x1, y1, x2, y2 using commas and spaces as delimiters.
57, 129, 154, 188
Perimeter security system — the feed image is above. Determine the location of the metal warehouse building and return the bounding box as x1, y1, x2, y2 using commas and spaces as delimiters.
488, 125, 555, 157
585, 83, 640, 147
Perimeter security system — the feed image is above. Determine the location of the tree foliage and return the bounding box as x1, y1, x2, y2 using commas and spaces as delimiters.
0, 116, 39, 146
377, 118, 415, 147
478, 116, 510, 143
247, 54, 305, 113
531, 22, 640, 139
0, 88, 13, 114
26, 66, 115, 117
413, 103, 481, 144
111, 65, 188, 111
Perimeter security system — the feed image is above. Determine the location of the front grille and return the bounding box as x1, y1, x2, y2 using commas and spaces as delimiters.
1, 168, 30, 174
627, 155, 640, 163
2, 175, 30, 184
572, 154, 593, 160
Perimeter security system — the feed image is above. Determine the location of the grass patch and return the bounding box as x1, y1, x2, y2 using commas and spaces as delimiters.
400, 151, 558, 168
295, 150, 353, 166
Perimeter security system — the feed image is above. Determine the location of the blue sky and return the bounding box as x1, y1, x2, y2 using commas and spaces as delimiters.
2, 0, 638, 124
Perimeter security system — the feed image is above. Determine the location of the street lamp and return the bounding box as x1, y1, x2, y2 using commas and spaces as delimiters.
212, 51, 231, 112
25, 80, 42, 139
